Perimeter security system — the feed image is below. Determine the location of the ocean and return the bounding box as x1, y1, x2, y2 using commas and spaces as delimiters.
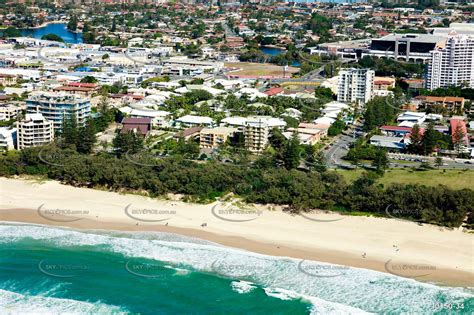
0, 223, 472, 314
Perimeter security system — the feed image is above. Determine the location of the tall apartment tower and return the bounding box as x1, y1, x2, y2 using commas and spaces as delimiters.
17, 114, 54, 150
425, 33, 474, 90
244, 118, 269, 153
337, 68, 375, 105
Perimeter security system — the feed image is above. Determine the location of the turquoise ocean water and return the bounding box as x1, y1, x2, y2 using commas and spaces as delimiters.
0, 223, 472, 314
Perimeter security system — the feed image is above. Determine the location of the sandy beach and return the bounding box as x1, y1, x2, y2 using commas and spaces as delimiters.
0, 177, 472, 287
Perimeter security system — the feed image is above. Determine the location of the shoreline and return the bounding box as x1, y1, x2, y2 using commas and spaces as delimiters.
0, 177, 473, 287
21, 21, 65, 30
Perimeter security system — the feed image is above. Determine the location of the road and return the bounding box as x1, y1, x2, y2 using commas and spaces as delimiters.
324, 132, 474, 170
324, 133, 359, 169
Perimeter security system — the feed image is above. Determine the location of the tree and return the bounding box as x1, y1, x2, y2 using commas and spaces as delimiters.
283, 132, 301, 170
408, 124, 423, 154
434, 157, 443, 169
80, 76, 98, 84
41, 34, 64, 42
304, 145, 327, 172
102, 54, 110, 60
328, 119, 345, 136
112, 132, 144, 157
372, 148, 389, 174
67, 16, 78, 32
452, 124, 466, 154
76, 120, 97, 154
2, 27, 21, 38
61, 114, 79, 148
421, 122, 438, 155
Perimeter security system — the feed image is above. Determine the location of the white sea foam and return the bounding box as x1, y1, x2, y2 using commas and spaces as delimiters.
231, 280, 256, 294
0, 223, 472, 314
0, 288, 125, 315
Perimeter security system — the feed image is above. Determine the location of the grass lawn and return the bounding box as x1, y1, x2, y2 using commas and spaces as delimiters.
334, 168, 474, 190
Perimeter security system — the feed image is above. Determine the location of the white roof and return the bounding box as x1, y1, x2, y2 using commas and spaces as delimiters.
130, 109, 170, 118
248, 116, 286, 128
176, 115, 214, 124
324, 101, 350, 109
398, 121, 416, 128
324, 111, 340, 119
314, 117, 336, 125
25, 113, 45, 121
398, 111, 426, 118
221, 116, 248, 126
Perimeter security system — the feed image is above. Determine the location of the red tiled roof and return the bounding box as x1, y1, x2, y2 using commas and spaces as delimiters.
67, 82, 98, 88
264, 87, 283, 96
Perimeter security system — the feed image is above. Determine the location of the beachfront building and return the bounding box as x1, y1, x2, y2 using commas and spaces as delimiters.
26, 93, 91, 132
337, 68, 374, 105
244, 118, 269, 153
0, 127, 16, 151
425, 33, 474, 90
0, 103, 23, 121
16, 113, 54, 150
199, 127, 237, 149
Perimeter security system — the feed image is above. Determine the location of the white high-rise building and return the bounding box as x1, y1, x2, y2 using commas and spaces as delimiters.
337, 68, 375, 105
425, 33, 474, 90
17, 113, 54, 150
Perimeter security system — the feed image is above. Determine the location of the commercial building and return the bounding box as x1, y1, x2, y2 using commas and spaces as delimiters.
337, 68, 375, 105
368, 34, 446, 63
370, 135, 407, 151
26, 93, 91, 131
16, 113, 54, 150
425, 34, 474, 90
